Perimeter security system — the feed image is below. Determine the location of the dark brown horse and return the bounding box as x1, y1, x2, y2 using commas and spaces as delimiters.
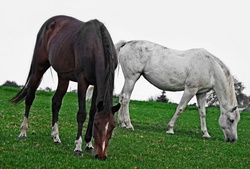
10, 15, 120, 160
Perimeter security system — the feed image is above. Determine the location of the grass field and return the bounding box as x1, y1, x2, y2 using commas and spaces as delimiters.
0, 86, 250, 168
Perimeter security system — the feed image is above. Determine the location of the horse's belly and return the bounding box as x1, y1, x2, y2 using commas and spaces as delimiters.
143, 71, 186, 91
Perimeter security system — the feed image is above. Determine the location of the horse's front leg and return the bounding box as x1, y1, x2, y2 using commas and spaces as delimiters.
84, 87, 97, 153
196, 93, 211, 138
18, 71, 47, 140
51, 77, 69, 144
73, 75, 88, 156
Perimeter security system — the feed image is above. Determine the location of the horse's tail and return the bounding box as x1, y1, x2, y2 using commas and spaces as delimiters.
9, 66, 33, 105
99, 22, 117, 111
114, 40, 127, 76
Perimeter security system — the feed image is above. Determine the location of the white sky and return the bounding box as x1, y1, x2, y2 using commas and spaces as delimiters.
1, 0, 250, 103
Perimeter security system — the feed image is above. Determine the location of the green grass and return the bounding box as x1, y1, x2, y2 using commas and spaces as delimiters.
0, 86, 250, 168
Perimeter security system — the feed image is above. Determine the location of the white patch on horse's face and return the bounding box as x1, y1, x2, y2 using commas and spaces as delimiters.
102, 122, 109, 152
102, 141, 105, 152
105, 122, 109, 134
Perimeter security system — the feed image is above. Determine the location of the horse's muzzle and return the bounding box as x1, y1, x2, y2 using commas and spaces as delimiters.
224, 138, 237, 143
95, 154, 107, 160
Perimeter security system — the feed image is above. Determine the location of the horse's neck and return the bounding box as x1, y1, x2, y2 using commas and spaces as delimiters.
214, 76, 237, 111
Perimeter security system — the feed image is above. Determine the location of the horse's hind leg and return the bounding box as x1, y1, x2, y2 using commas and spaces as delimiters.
166, 87, 197, 135
51, 77, 69, 144
19, 64, 50, 140
196, 93, 211, 138
119, 75, 141, 130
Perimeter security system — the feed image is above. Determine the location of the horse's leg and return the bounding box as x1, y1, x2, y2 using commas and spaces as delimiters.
84, 86, 97, 152
196, 93, 211, 138
166, 87, 197, 135
119, 75, 141, 130
19, 67, 49, 140
51, 77, 69, 144
73, 74, 88, 156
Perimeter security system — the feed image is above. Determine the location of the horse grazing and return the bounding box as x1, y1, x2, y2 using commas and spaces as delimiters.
10, 15, 120, 160
116, 40, 240, 142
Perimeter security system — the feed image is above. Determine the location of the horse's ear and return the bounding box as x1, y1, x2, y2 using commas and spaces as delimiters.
230, 106, 238, 112
97, 101, 104, 112
238, 107, 245, 112
112, 103, 121, 114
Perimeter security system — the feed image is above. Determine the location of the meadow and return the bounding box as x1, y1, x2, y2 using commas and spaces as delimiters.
0, 86, 249, 169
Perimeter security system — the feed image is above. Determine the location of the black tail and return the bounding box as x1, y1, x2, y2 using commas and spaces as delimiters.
9, 68, 32, 105
99, 22, 117, 112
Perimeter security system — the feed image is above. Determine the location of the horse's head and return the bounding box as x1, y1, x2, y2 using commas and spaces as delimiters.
219, 106, 240, 142
93, 102, 120, 160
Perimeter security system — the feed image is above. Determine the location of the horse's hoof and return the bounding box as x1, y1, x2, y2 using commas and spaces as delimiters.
18, 136, 27, 141
166, 130, 174, 135
126, 125, 134, 130
120, 122, 127, 128
73, 150, 83, 156
54, 141, 62, 145
85, 146, 94, 153
202, 135, 211, 139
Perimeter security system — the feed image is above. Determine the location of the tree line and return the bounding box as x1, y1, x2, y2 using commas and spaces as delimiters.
2, 78, 250, 111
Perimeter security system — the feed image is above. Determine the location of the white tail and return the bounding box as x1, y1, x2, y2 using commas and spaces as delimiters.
115, 40, 127, 54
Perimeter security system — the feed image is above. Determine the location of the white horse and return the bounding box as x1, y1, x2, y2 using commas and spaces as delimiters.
116, 40, 240, 142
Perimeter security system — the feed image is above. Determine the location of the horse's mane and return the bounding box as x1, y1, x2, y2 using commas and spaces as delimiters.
99, 22, 117, 113
212, 55, 237, 105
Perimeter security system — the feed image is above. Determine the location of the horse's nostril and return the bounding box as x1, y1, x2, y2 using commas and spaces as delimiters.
225, 137, 237, 143
99, 156, 107, 160
230, 138, 236, 143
